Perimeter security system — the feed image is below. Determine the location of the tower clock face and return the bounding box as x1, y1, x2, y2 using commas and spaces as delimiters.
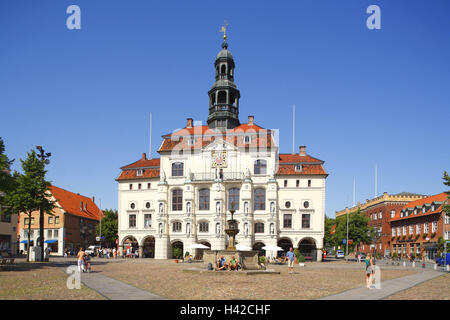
211, 151, 227, 168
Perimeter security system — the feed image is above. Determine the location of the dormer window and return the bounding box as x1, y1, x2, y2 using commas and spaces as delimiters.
414, 209, 417, 215
295, 165, 303, 172
422, 207, 426, 213
80, 201, 83, 211
431, 204, 435, 211
137, 169, 143, 176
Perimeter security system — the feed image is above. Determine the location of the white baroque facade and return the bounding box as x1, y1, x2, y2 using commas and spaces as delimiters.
116, 38, 328, 261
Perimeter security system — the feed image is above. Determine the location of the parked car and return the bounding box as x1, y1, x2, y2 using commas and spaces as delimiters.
436, 253, 450, 266
360, 253, 366, 261
85, 245, 101, 257
335, 250, 345, 259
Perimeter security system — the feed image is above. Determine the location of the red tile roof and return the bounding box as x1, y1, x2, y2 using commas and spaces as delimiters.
159, 123, 275, 152
49, 185, 103, 221
390, 192, 448, 222
121, 158, 160, 169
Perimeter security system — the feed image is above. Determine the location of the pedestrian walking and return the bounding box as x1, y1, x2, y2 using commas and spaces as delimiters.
365, 253, 375, 289
77, 248, 86, 272
284, 247, 296, 274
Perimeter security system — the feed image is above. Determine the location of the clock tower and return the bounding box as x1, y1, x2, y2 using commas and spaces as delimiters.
207, 32, 241, 130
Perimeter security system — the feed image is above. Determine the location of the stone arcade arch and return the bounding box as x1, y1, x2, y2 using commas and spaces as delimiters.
171, 240, 184, 259
141, 236, 155, 258
122, 236, 138, 257
297, 237, 318, 262
277, 238, 293, 257
252, 241, 266, 257
196, 240, 211, 260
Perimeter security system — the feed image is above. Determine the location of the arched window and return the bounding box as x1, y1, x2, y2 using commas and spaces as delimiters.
172, 189, 182, 211
172, 162, 184, 176
218, 91, 227, 104
221, 64, 226, 74
199, 221, 209, 233
254, 159, 267, 175
228, 188, 240, 211
172, 221, 182, 232
254, 188, 266, 211
254, 222, 264, 234
199, 189, 210, 211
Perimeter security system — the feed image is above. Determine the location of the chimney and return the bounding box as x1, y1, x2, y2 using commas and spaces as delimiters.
299, 145, 306, 156
142, 153, 147, 160
187, 118, 193, 128
92, 196, 95, 203
248, 115, 254, 126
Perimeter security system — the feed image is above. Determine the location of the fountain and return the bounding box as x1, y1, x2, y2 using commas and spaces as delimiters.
201, 210, 260, 270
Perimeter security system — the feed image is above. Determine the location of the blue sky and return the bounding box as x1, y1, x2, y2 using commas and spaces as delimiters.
1, 0, 449, 216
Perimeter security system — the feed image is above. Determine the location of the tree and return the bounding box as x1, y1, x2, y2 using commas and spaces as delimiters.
0, 137, 14, 210
4, 150, 55, 262
323, 216, 337, 249
443, 171, 450, 217
95, 209, 118, 248
334, 209, 374, 253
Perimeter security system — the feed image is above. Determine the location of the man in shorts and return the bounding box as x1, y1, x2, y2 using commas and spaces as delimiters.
77, 248, 85, 272
284, 247, 296, 274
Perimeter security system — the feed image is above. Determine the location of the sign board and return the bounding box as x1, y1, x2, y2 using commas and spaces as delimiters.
348, 240, 353, 245
343, 239, 347, 244
96, 237, 100, 241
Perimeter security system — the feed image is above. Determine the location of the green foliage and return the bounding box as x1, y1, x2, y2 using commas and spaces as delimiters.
259, 256, 266, 264
326, 209, 373, 252
3, 149, 55, 261
172, 247, 182, 259
293, 248, 305, 262
0, 137, 14, 210
443, 171, 450, 217
437, 236, 445, 255
95, 209, 118, 247
185, 251, 190, 257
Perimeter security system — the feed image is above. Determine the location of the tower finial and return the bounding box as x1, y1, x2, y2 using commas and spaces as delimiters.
219, 21, 229, 42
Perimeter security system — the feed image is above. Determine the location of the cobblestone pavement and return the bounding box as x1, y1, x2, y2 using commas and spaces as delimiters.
90, 259, 418, 300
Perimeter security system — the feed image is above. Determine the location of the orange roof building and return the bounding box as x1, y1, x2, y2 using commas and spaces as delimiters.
18, 185, 103, 256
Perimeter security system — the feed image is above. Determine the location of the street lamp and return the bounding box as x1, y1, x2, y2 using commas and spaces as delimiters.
36, 145, 51, 261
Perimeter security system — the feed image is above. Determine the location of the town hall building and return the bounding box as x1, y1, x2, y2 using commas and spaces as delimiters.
116, 34, 328, 261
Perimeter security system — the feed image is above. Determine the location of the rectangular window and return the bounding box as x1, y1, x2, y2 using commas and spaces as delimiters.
409, 225, 413, 234
296, 180, 299, 187
147, 183, 151, 189
129, 184, 133, 190
199, 222, 209, 233
0, 213, 11, 223
445, 215, 450, 225
48, 216, 53, 224
392, 228, 396, 237
397, 227, 401, 236
283, 214, 292, 228
284, 180, 288, 187
424, 223, 429, 233
391, 210, 396, 218
172, 189, 183, 211
253, 188, 266, 211
445, 231, 450, 241
138, 183, 142, 190
302, 214, 310, 229
402, 226, 407, 236
199, 189, 210, 211
31, 218, 35, 225
129, 214, 136, 228
254, 223, 264, 233
379, 212, 382, 219
432, 221, 437, 233
308, 180, 311, 187
172, 222, 182, 232
55, 216, 60, 224
144, 214, 152, 228
24, 218, 29, 225
47, 230, 52, 238
54, 229, 59, 238
416, 224, 421, 234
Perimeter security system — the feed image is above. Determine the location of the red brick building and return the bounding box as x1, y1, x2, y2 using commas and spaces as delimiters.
390, 192, 449, 260
336, 192, 427, 256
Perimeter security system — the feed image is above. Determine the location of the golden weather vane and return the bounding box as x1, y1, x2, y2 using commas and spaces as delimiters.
219, 21, 229, 40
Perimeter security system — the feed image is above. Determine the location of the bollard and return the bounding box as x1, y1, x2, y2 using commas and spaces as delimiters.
412, 262, 415, 268
422, 263, 425, 268
403, 261, 406, 267
434, 264, 437, 270
446, 265, 449, 272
